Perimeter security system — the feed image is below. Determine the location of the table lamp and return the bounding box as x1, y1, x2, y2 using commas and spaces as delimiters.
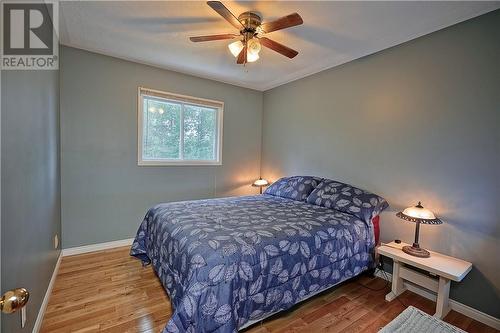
396, 201, 442, 258
252, 177, 269, 194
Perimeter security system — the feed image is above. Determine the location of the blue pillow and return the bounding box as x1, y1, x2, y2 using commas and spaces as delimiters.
306, 179, 389, 224
264, 176, 322, 201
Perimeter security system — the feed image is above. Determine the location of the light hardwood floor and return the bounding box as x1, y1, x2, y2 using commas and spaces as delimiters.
40, 247, 497, 333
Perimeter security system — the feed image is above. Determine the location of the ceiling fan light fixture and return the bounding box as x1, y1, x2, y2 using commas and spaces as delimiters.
192, 1, 303, 64
228, 40, 244, 57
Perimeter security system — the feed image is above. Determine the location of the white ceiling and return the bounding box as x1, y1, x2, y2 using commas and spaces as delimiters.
59, 1, 499, 91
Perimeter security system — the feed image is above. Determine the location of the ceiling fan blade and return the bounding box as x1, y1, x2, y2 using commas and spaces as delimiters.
259, 37, 298, 58
207, 1, 244, 30
259, 13, 303, 33
190, 34, 239, 42
237, 45, 247, 64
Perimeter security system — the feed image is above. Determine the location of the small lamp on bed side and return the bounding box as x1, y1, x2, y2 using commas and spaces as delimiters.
396, 202, 442, 258
252, 177, 269, 194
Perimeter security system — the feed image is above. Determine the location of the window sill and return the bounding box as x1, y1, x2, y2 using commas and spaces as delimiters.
138, 160, 222, 166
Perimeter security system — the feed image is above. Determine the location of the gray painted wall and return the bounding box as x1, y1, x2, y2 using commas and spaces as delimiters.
261, 10, 500, 317
1, 69, 61, 332
60, 46, 263, 248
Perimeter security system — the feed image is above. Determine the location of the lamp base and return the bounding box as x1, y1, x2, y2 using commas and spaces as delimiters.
402, 245, 430, 258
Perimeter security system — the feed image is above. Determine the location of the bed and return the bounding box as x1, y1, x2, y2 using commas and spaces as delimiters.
131, 176, 388, 333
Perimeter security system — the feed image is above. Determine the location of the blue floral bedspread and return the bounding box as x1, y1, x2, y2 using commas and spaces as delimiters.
130, 195, 376, 333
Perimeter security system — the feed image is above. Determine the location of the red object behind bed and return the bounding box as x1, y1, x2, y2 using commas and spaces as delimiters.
372, 215, 380, 246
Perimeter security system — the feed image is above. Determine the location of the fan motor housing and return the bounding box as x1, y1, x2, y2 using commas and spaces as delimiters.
238, 11, 262, 32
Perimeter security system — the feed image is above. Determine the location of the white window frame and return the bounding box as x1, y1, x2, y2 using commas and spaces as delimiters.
137, 87, 223, 166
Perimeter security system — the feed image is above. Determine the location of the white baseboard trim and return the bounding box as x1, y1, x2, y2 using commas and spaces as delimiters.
62, 238, 134, 257
32, 252, 62, 333
375, 270, 500, 330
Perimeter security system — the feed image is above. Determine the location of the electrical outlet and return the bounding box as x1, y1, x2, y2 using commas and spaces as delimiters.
375, 257, 384, 273
54, 234, 59, 249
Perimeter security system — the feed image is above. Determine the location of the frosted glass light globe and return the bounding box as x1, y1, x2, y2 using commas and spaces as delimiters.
247, 38, 261, 55
228, 40, 244, 57
247, 52, 259, 62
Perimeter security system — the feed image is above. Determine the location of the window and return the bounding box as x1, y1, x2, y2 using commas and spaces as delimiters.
138, 87, 223, 165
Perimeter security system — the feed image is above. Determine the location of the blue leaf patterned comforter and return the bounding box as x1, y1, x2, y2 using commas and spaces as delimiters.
131, 195, 376, 333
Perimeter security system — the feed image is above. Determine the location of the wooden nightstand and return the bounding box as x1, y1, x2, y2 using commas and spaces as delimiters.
377, 241, 472, 319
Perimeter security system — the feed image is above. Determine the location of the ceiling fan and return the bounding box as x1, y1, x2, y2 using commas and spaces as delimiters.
190, 1, 303, 64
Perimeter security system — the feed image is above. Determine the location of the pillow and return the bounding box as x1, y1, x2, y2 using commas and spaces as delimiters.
306, 179, 388, 224
264, 176, 322, 201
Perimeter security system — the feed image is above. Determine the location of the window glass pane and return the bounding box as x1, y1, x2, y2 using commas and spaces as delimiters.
139, 89, 222, 165
142, 98, 181, 160
183, 104, 217, 160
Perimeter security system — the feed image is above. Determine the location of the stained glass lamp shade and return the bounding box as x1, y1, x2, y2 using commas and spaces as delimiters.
396, 202, 442, 258
252, 178, 269, 194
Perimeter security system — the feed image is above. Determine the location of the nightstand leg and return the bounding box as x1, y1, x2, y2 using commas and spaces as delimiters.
434, 276, 451, 319
385, 260, 406, 301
